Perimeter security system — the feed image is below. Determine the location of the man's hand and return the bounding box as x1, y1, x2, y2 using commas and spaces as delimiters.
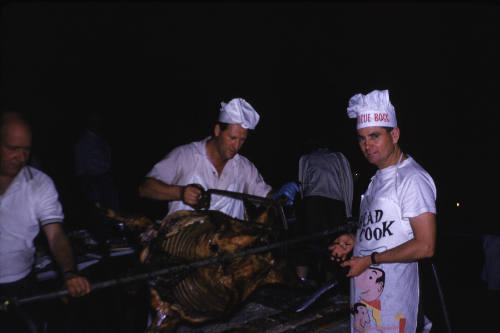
328, 233, 355, 262
182, 184, 204, 206
271, 182, 300, 206
340, 255, 371, 278
63, 273, 91, 297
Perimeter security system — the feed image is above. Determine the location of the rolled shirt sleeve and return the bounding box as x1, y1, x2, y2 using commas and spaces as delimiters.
35, 173, 65, 226
400, 172, 437, 219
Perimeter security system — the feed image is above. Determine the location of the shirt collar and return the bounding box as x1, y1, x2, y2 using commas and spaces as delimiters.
3, 166, 32, 195
196, 136, 241, 162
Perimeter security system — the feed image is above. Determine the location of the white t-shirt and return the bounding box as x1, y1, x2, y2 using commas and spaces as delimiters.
147, 137, 272, 220
0, 167, 64, 283
352, 156, 436, 333
362, 156, 437, 225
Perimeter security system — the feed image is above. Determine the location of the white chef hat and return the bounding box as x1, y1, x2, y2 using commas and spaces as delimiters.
218, 98, 260, 130
346, 89, 397, 129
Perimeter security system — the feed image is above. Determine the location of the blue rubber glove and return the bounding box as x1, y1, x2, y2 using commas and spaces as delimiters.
272, 182, 300, 206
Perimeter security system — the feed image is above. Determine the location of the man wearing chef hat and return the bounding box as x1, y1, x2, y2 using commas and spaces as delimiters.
139, 97, 282, 220
329, 90, 437, 332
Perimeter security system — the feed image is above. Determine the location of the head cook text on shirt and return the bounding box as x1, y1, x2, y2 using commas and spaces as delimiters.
346, 90, 397, 130
218, 98, 260, 130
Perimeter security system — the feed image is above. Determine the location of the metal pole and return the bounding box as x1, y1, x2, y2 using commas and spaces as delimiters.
206, 189, 275, 206
430, 261, 452, 333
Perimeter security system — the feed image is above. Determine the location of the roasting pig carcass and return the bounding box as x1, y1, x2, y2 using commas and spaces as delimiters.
103, 201, 289, 333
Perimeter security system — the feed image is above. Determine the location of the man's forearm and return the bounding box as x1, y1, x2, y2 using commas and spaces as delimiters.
138, 178, 183, 201
44, 225, 92, 297
47, 228, 77, 273
367, 212, 436, 265
371, 238, 434, 265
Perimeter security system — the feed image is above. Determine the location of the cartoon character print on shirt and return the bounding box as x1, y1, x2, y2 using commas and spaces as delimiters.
356, 208, 413, 331
352, 303, 371, 332
352, 265, 386, 332
352, 248, 409, 332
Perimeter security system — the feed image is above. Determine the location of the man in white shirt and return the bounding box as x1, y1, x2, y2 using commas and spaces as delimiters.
0, 111, 91, 331
139, 98, 274, 220
329, 90, 436, 333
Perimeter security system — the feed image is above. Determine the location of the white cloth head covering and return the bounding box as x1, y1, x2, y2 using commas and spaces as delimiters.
346, 89, 397, 129
218, 98, 260, 130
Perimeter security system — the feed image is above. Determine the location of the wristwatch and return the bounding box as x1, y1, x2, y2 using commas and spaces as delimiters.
370, 252, 379, 265
62, 269, 79, 281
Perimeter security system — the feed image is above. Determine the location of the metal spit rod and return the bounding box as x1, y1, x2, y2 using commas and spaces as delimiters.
1, 223, 354, 311
205, 189, 289, 230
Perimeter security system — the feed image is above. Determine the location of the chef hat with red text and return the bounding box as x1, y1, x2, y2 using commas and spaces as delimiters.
219, 98, 260, 130
346, 90, 397, 129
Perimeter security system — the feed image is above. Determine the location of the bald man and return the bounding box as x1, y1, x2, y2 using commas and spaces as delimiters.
0, 111, 90, 330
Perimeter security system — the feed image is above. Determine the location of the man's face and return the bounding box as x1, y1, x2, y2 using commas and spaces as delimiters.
357, 126, 399, 169
354, 305, 370, 328
0, 122, 31, 178
354, 268, 384, 302
214, 123, 248, 161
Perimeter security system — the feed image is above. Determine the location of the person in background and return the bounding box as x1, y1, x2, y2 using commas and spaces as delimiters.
481, 233, 500, 328
139, 97, 297, 220
0, 111, 91, 331
481, 234, 500, 290
295, 138, 354, 286
74, 111, 119, 212
329, 89, 436, 333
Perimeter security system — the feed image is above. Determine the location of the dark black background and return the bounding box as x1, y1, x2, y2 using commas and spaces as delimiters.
2, 1, 497, 233
1, 2, 498, 331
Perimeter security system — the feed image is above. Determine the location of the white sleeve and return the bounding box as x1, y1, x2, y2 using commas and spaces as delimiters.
146, 146, 188, 185
400, 172, 437, 219
35, 175, 64, 226
242, 159, 272, 197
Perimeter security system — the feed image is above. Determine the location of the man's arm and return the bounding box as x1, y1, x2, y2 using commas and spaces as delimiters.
341, 212, 436, 277
43, 223, 91, 297
329, 233, 356, 262
138, 177, 203, 207
373, 212, 436, 263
